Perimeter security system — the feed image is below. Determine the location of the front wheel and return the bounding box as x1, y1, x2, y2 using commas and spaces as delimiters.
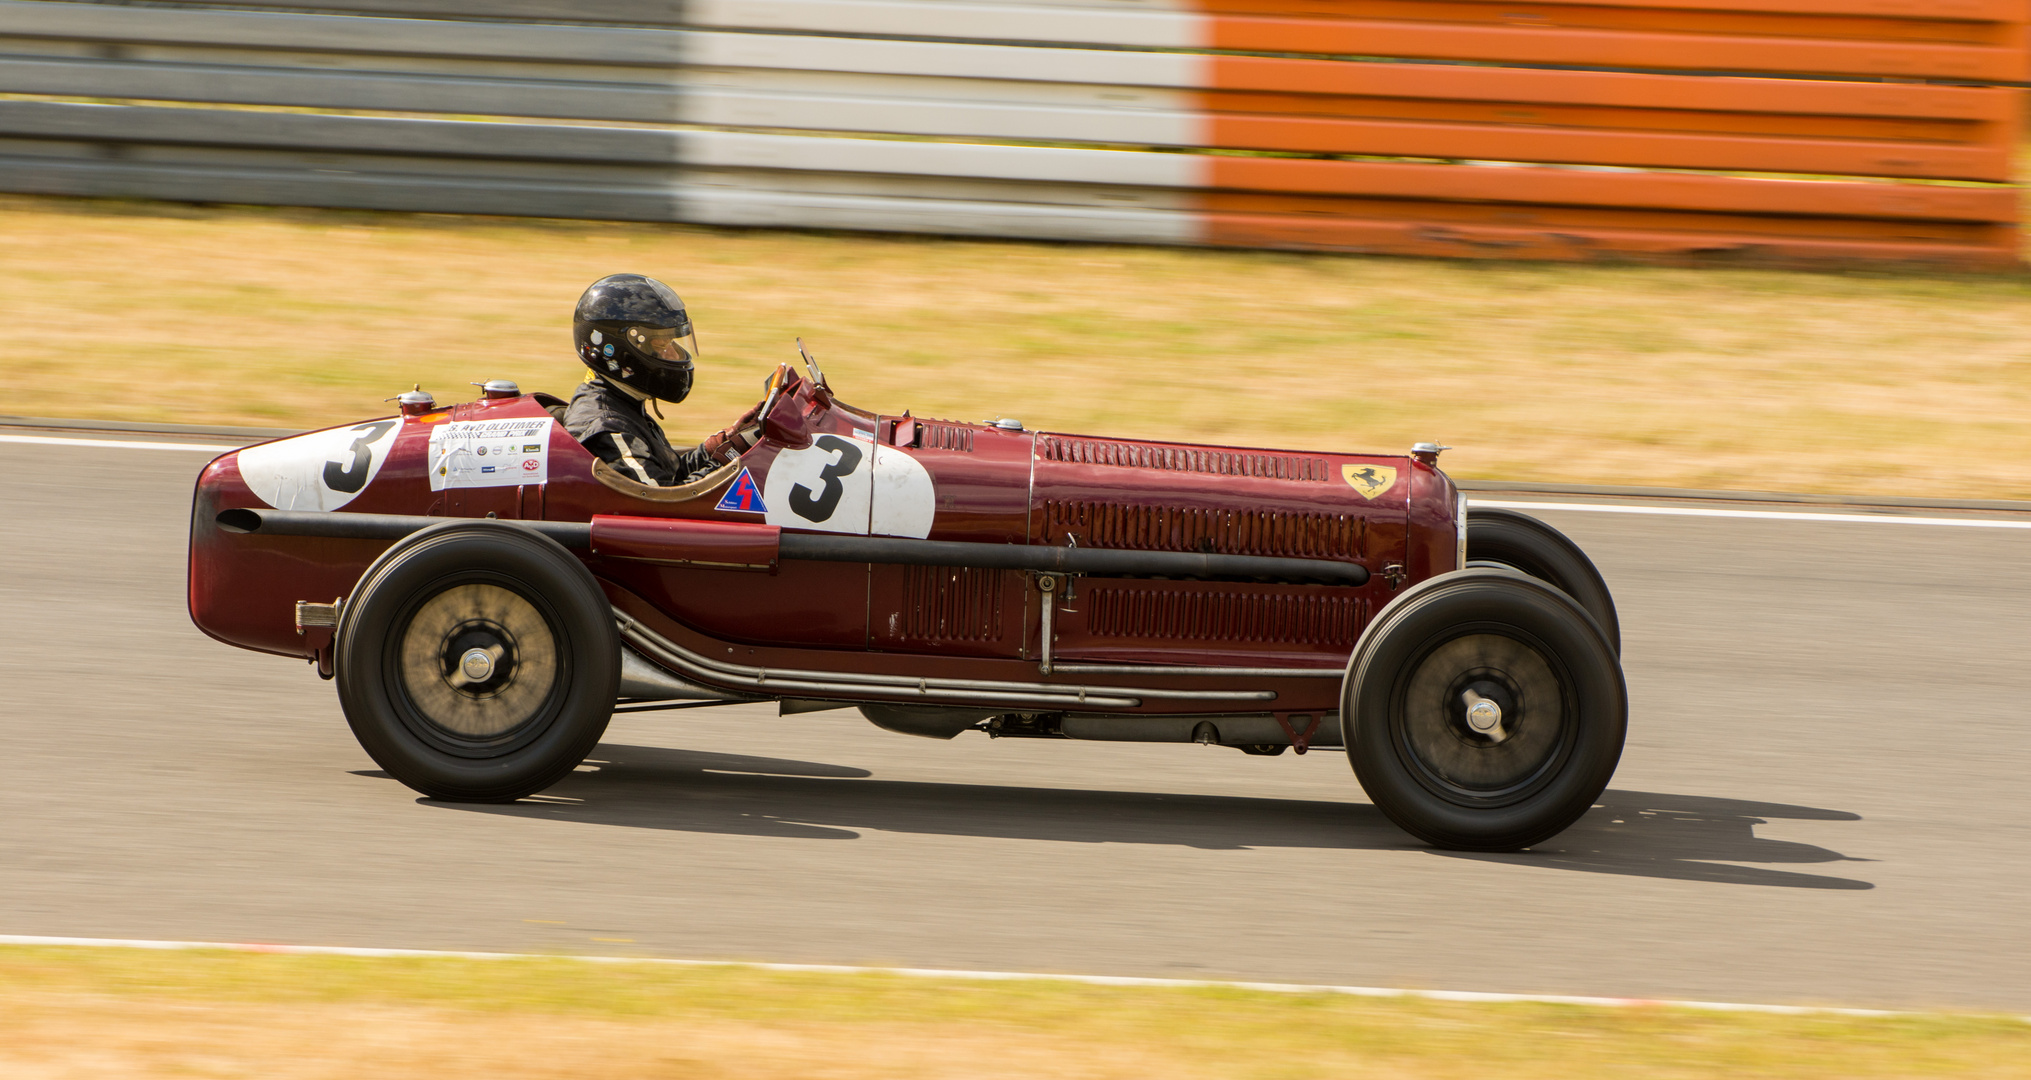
1344, 568, 1626, 851
335, 521, 619, 801
1466, 506, 1619, 655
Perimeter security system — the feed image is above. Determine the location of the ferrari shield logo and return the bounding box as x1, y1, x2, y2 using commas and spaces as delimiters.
1341, 464, 1397, 500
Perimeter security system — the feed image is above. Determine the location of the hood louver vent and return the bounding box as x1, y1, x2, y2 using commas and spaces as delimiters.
901, 565, 1003, 641
1042, 500, 1368, 562
1086, 587, 1365, 646
1040, 436, 1328, 482
918, 421, 974, 453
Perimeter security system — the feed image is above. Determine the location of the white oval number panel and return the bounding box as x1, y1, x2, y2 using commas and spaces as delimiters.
871, 444, 935, 539
763, 434, 873, 535
236, 419, 400, 511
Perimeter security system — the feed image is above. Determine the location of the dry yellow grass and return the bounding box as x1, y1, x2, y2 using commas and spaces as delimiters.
2, 948, 2028, 1080
1, 194, 2028, 497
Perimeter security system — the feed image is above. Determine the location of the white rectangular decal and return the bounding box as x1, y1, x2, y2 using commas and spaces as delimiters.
428, 418, 552, 492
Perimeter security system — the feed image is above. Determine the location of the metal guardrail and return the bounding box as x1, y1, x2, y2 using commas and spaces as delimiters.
0, 0, 2020, 267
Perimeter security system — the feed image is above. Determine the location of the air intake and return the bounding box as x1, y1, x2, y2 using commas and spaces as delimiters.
1086, 586, 1365, 646
1041, 500, 1368, 562
917, 421, 974, 452
901, 565, 1004, 642
1039, 436, 1328, 482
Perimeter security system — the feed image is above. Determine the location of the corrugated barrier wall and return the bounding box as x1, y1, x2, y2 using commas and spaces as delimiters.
0, 0, 2022, 267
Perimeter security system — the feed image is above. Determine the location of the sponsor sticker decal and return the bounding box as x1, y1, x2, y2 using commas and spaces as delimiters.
715, 467, 768, 514
1341, 464, 1398, 500
429, 418, 551, 491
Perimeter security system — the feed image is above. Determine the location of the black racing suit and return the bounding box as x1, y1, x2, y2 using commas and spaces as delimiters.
563, 377, 723, 486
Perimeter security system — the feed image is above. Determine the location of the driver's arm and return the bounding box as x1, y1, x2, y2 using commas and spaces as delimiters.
597, 431, 682, 486
674, 402, 766, 483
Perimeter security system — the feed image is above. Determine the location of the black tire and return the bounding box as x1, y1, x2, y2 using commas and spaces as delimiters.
334, 521, 619, 802
1344, 568, 1625, 851
1466, 506, 1619, 655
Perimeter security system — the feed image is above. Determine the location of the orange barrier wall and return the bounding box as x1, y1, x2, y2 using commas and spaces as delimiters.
1182, 0, 2024, 267
6, 1, 2021, 268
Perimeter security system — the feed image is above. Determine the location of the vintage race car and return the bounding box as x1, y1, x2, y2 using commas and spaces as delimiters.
189, 356, 1625, 851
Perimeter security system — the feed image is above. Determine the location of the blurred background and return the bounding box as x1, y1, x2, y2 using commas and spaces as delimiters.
0, 0, 2025, 496
7, 8, 2031, 1074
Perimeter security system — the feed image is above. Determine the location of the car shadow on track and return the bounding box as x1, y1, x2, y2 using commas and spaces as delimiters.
413, 746, 1872, 886
423, 743, 1387, 851
1435, 789, 1875, 890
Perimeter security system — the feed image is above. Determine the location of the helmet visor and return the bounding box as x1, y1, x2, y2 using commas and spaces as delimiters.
625, 325, 698, 366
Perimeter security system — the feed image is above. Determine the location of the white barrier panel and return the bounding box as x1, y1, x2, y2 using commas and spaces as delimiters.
686, 0, 1203, 48
0, 0, 2015, 269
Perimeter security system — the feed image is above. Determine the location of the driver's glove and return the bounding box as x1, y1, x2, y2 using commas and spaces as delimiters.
701, 400, 770, 464
699, 428, 742, 464
700, 426, 758, 466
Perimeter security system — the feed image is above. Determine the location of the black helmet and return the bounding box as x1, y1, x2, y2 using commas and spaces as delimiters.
572, 274, 698, 403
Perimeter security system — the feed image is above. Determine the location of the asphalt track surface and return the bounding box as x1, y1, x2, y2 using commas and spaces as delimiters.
4, 436, 2029, 1011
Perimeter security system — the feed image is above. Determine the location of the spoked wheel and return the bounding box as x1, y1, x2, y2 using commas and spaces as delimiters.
393, 582, 559, 754
1345, 568, 1625, 851
335, 521, 619, 802
1466, 506, 1619, 655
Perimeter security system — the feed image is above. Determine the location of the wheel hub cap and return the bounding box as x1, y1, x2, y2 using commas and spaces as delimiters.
1463, 690, 1506, 741
1399, 633, 1567, 795
396, 583, 558, 740
458, 647, 497, 683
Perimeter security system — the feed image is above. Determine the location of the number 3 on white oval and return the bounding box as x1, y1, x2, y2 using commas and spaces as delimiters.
763, 434, 872, 535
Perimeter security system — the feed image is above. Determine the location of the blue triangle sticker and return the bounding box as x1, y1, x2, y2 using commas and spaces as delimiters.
715, 467, 768, 514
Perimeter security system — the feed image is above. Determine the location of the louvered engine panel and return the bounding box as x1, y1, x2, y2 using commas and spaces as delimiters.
901, 564, 1005, 642
1084, 585, 1366, 647
918, 421, 975, 453
1041, 500, 1368, 561
1038, 435, 1328, 482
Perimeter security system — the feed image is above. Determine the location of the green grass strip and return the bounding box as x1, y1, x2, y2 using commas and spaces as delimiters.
2, 945, 2027, 1079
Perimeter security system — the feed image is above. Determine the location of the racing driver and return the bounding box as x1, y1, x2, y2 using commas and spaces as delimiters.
564, 273, 757, 486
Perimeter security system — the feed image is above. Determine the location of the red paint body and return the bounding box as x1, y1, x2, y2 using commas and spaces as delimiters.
189, 371, 1462, 715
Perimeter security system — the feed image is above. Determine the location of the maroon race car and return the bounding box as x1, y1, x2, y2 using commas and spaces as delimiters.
189, 355, 1625, 851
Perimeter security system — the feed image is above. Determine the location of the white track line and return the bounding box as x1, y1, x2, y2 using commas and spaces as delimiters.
0, 433, 238, 453
0, 934, 1920, 1018
1474, 499, 2031, 530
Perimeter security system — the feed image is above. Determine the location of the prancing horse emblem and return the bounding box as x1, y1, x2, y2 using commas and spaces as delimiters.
1341, 464, 1397, 500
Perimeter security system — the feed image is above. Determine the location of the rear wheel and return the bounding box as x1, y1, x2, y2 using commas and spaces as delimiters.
1344, 568, 1625, 851
1467, 506, 1619, 655
335, 521, 619, 801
